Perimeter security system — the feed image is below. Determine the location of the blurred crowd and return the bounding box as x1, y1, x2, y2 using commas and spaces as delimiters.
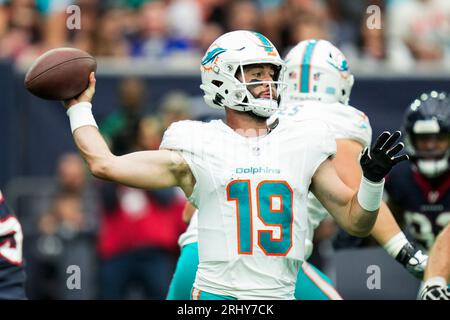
1, 0, 450, 70
19, 77, 200, 299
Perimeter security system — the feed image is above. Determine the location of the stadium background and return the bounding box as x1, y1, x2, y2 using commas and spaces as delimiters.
1, 0, 449, 299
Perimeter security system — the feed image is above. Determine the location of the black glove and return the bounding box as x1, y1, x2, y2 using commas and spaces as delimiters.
395, 242, 428, 279
360, 131, 409, 182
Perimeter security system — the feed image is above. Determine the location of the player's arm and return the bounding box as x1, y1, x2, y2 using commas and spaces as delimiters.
311, 131, 408, 237
419, 224, 450, 300
63, 73, 195, 196
335, 139, 403, 241
425, 223, 450, 281
335, 139, 427, 278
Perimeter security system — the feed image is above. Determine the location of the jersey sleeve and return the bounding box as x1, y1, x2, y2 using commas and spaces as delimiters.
160, 120, 198, 153
305, 121, 337, 178
159, 120, 204, 206
321, 124, 337, 157
331, 106, 372, 148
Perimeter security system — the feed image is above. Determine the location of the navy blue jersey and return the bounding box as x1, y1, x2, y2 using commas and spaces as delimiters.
385, 161, 450, 252
0, 191, 26, 299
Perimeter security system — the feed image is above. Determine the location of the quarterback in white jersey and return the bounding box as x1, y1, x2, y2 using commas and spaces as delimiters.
62, 32, 407, 299
161, 117, 335, 299
168, 39, 423, 301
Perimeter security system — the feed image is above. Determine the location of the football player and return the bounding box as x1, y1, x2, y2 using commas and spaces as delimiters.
281, 39, 429, 298
385, 91, 450, 299
419, 223, 450, 300
63, 31, 406, 299
386, 92, 450, 252
0, 189, 26, 299
167, 39, 426, 300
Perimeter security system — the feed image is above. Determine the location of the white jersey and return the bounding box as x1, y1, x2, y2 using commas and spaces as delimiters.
178, 101, 372, 259
177, 209, 198, 247
160, 118, 335, 299
277, 100, 372, 258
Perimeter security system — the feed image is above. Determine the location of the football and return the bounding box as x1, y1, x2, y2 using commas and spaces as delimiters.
24, 47, 97, 100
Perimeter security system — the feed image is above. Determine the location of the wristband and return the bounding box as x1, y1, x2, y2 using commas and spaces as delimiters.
357, 176, 384, 212
383, 232, 409, 258
66, 102, 98, 133
423, 276, 447, 288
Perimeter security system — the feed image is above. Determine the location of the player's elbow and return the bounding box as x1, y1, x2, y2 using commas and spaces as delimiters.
346, 226, 372, 238
88, 157, 114, 180
346, 216, 376, 237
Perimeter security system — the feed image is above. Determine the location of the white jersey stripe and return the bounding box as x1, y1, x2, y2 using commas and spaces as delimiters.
301, 261, 343, 300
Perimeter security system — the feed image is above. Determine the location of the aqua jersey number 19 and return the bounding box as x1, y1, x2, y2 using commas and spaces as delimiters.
227, 180, 293, 256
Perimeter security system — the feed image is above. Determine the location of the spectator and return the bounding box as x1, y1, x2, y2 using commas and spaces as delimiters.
197, 22, 224, 55
33, 191, 97, 299
225, 0, 260, 32
0, 0, 41, 61
289, 14, 329, 46
158, 90, 192, 130
130, 0, 169, 58
360, 7, 385, 63
166, 0, 203, 54
386, 0, 450, 68
90, 9, 130, 57
99, 77, 147, 154
24, 152, 99, 299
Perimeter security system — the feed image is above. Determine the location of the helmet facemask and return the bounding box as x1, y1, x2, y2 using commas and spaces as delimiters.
410, 133, 450, 178
233, 63, 286, 118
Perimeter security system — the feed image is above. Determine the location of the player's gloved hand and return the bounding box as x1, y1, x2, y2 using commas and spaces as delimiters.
395, 242, 428, 279
360, 131, 409, 182
419, 277, 450, 300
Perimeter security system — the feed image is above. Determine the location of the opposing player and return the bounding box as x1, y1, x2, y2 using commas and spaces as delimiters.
0, 190, 26, 299
167, 39, 424, 300
419, 223, 450, 300
63, 31, 406, 299
385, 91, 450, 299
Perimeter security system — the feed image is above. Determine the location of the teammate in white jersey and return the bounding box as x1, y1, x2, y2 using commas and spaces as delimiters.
167, 39, 426, 300
281, 39, 428, 280
62, 31, 406, 299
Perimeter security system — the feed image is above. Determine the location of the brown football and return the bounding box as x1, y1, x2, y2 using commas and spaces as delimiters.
24, 48, 97, 100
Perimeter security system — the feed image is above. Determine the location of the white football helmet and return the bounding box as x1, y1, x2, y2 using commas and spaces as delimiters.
283, 39, 354, 105
200, 30, 286, 118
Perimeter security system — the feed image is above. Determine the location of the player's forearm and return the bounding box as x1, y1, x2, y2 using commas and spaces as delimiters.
370, 201, 402, 245
65, 101, 115, 178
346, 193, 379, 237
72, 125, 114, 179
343, 175, 386, 237
425, 224, 450, 282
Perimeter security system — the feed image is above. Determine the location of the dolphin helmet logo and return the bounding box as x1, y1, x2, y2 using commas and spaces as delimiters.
253, 32, 277, 56
201, 47, 227, 65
